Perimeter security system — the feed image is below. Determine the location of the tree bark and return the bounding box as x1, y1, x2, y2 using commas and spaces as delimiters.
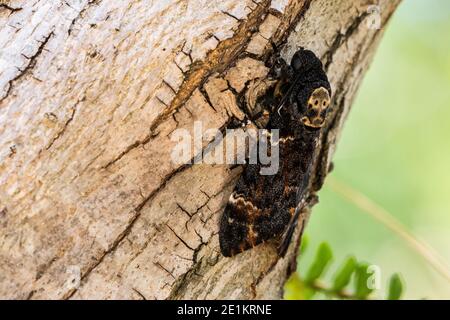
0, 0, 401, 299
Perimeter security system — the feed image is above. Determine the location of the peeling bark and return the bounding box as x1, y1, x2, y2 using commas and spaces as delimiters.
0, 0, 401, 299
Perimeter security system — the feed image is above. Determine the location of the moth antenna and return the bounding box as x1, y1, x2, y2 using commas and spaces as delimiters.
277, 102, 284, 115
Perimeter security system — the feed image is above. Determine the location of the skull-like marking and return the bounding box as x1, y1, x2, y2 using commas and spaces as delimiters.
301, 87, 331, 128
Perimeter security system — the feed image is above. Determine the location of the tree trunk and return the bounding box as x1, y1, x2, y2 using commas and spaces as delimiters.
0, 0, 401, 299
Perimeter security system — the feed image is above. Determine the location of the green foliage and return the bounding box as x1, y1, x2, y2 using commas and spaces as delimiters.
388, 274, 404, 300
304, 243, 333, 284
284, 241, 405, 300
332, 256, 357, 291
354, 263, 374, 299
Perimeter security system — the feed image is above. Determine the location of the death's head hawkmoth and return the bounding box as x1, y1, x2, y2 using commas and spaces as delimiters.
219, 48, 332, 257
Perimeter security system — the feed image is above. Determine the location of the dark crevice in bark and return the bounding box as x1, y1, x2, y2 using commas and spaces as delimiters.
0, 31, 54, 103
0, 4, 22, 14
35, 256, 58, 281
167, 235, 218, 299
45, 97, 84, 151
165, 223, 196, 251
323, 11, 371, 70
68, 0, 103, 35
132, 287, 147, 300
62, 123, 230, 298
221, 10, 242, 22
167, 181, 239, 300
101, 135, 152, 169
154, 261, 177, 279
273, 0, 312, 45
148, 0, 273, 133
63, 162, 192, 299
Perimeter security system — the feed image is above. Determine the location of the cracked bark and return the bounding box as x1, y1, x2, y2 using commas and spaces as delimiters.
0, 0, 401, 299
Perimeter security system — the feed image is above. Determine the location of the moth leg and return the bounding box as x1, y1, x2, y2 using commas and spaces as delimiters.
273, 79, 286, 99
268, 57, 293, 106
269, 52, 293, 78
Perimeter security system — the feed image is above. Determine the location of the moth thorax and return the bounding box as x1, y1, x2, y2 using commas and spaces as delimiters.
301, 87, 331, 128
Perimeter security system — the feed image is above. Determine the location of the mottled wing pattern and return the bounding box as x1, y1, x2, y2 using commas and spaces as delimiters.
219, 128, 318, 257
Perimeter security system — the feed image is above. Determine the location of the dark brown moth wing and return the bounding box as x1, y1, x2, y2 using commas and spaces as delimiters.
219, 127, 320, 257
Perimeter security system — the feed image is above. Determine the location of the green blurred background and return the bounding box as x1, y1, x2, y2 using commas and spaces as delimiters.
298, 0, 450, 299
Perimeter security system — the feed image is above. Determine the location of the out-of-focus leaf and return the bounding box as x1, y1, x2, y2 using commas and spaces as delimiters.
332, 256, 357, 292
305, 242, 333, 284
387, 273, 404, 300
354, 263, 374, 299
299, 234, 309, 256
284, 273, 315, 300
296, 234, 309, 275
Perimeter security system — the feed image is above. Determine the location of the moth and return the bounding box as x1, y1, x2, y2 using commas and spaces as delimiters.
219, 48, 332, 257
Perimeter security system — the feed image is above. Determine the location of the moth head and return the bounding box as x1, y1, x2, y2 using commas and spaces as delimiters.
301, 87, 331, 128
291, 48, 323, 73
